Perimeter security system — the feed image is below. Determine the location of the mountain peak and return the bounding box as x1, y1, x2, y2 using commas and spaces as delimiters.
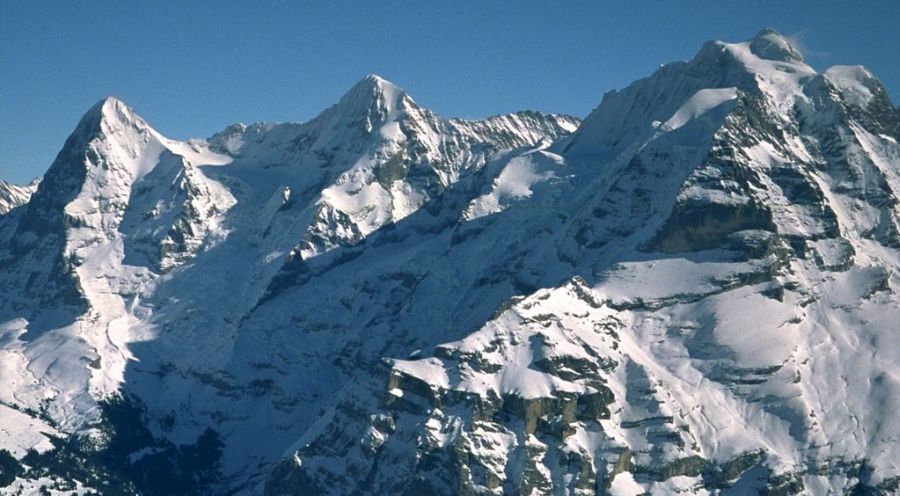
356, 73, 401, 92
91, 95, 125, 110
84, 96, 129, 120
824, 65, 885, 107
75, 96, 150, 140
22, 96, 161, 220
748, 28, 804, 63
337, 74, 410, 116
360, 73, 394, 87
4, 31, 900, 496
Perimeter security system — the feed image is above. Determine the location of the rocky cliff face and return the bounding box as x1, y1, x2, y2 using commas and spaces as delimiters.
264, 31, 900, 495
0, 78, 579, 495
1, 30, 898, 496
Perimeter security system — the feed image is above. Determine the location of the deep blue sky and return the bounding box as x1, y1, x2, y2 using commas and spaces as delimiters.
1, 1, 898, 184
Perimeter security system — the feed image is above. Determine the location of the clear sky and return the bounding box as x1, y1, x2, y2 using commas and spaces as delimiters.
1, 1, 898, 184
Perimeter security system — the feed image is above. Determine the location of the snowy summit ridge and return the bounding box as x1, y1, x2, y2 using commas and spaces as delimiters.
748, 28, 805, 63
1, 31, 899, 496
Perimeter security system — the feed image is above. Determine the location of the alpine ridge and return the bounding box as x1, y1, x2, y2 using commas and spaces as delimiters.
0, 30, 898, 496
0, 178, 39, 215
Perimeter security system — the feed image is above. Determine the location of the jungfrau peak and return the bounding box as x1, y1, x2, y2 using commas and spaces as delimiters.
268, 30, 900, 494
0, 30, 898, 495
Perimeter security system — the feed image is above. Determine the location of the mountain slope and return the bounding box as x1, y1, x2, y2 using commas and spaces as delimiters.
0, 30, 898, 496
0, 79, 579, 494
206, 75, 578, 260
266, 30, 900, 495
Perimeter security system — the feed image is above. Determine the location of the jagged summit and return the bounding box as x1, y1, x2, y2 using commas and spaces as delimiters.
35, 96, 158, 194
332, 73, 411, 118
2, 31, 898, 495
562, 29, 822, 159
354, 73, 403, 94
85, 95, 127, 115
77, 96, 150, 135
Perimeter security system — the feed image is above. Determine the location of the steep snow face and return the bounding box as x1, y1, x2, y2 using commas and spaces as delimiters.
205, 75, 579, 259
2, 31, 899, 496
660, 88, 738, 132
824, 65, 881, 107
270, 31, 900, 496
0, 97, 236, 432
0, 178, 39, 214
0, 77, 581, 494
120, 152, 236, 272
462, 148, 566, 221
561, 29, 815, 162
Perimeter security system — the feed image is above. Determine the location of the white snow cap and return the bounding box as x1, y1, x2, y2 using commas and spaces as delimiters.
87, 96, 138, 122
338, 73, 408, 114
748, 28, 804, 63
824, 65, 881, 107
75, 96, 150, 140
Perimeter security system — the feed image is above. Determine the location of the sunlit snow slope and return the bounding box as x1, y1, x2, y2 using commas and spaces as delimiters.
1, 29, 899, 496
0, 77, 578, 494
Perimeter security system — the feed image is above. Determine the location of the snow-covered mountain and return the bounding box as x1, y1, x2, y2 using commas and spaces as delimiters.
0, 178, 39, 214
1, 30, 899, 495
0, 77, 578, 494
